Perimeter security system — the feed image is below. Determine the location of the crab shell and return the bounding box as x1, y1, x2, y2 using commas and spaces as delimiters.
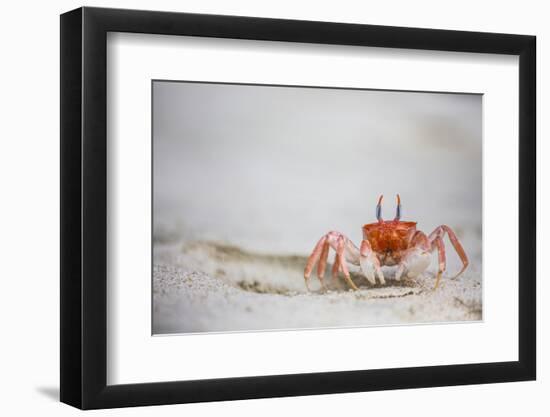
363, 221, 418, 266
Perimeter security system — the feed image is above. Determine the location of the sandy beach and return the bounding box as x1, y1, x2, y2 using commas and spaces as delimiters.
152, 81, 483, 335
152, 234, 482, 334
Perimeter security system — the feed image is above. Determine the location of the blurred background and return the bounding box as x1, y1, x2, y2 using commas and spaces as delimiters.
153, 81, 481, 259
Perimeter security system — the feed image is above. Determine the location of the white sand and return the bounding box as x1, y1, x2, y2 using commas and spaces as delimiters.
153, 237, 482, 334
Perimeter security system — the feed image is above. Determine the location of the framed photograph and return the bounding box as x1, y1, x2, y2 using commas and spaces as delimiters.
60, 6, 536, 409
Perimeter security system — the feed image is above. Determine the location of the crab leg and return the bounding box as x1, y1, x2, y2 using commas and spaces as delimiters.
395, 264, 405, 281
305, 231, 363, 291
431, 236, 447, 289
336, 237, 359, 291
411, 230, 431, 250
331, 253, 340, 282
304, 236, 327, 290
429, 225, 469, 279
316, 241, 330, 289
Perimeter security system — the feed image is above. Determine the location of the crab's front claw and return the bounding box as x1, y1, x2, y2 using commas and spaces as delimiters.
401, 248, 431, 279
359, 253, 385, 285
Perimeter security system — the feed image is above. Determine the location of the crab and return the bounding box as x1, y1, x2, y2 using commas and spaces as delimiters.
304, 195, 469, 291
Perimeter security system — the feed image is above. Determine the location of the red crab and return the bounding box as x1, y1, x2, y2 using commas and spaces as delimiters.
304, 195, 469, 291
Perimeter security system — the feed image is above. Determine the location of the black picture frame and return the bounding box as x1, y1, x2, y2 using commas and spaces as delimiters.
60, 6, 536, 410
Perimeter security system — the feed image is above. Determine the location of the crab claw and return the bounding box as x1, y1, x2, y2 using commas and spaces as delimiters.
359, 253, 385, 285
402, 247, 431, 279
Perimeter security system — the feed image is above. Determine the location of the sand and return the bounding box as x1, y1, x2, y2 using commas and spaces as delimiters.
152, 237, 482, 334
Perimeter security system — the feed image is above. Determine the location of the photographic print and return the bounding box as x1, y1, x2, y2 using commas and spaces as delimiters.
152, 81, 482, 335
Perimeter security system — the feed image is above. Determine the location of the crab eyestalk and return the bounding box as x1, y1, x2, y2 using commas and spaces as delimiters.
376, 195, 384, 222
377, 194, 401, 222
394, 194, 401, 221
